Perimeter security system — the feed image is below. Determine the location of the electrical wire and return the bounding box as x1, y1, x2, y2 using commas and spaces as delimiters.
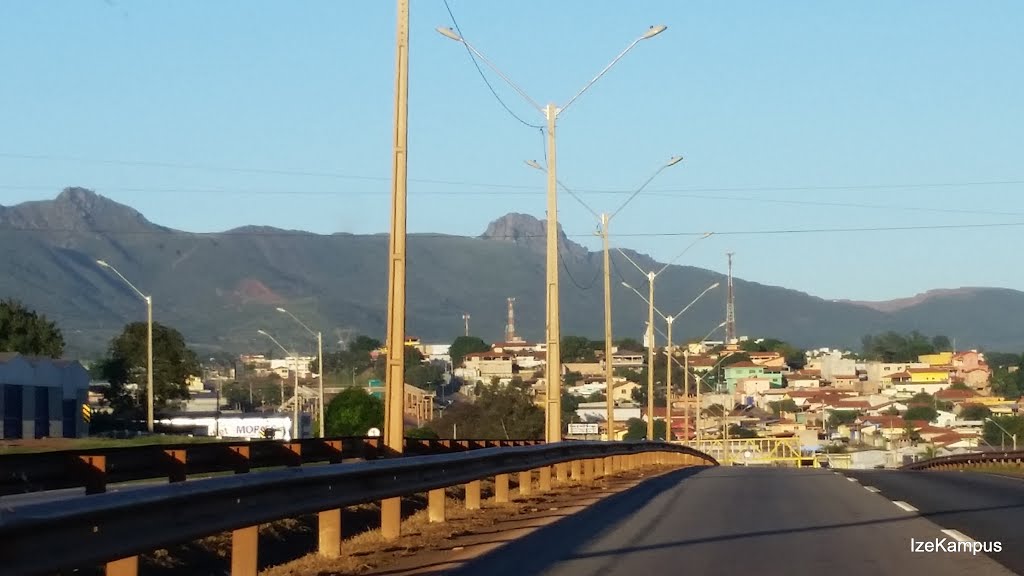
442, 0, 543, 130
1, 221, 1022, 238
557, 242, 601, 291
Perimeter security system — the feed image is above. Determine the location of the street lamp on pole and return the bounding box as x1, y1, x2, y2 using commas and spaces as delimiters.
97, 260, 154, 433
662, 283, 720, 441
438, 23, 667, 444
618, 234, 714, 440
986, 417, 1018, 451
525, 155, 683, 441
276, 307, 324, 438
258, 329, 300, 440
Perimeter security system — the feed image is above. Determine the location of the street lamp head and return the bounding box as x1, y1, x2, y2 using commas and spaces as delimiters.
96, 259, 110, 268
275, 307, 287, 313
621, 281, 633, 290
436, 26, 464, 42
524, 159, 545, 171
701, 232, 714, 239
257, 329, 268, 336
709, 282, 721, 290
666, 155, 684, 167
641, 25, 668, 40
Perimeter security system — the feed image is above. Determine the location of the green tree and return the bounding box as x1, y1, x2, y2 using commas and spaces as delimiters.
728, 424, 758, 438
827, 410, 858, 430
562, 391, 581, 427
448, 336, 490, 368
959, 403, 991, 420
324, 387, 384, 436
427, 378, 543, 439
405, 362, 444, 390
861, 331, 947, 363
564, 371, 584, 387
903, 405, 938, 423
0, 299, 64, 358
768, 399, 799, 416
931, 335, 952, 352
949, 381, 971, 391
96, 321, 200, 415
623, 417, 667, 440
562, 335, 597, 362
615, 338, 644, 352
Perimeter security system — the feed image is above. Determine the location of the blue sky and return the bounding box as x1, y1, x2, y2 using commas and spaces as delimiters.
1, 0, 1022, 301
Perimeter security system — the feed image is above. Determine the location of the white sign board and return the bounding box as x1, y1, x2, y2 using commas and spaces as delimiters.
568, 423, 600, 435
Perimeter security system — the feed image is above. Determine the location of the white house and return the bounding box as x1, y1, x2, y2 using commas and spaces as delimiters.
0, 353, 90, 439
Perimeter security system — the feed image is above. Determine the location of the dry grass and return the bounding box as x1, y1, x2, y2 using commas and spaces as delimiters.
259, 469, 667, 576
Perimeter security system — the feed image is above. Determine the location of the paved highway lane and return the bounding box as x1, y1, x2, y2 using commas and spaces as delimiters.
443, 467, 1016, 576
845, 468, 1024, 574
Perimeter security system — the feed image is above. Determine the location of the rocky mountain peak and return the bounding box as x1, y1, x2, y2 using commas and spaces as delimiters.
1, 187, 160, 233
480, 213, 589, 260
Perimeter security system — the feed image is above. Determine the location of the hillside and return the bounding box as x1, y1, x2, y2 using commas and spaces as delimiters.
1, 188, 1022, 357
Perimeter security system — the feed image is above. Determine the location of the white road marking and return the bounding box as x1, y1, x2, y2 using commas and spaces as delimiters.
847, 477, 858, 482
941, 529, 976, 543
893, 500, 918, 513
864, 486, 881, 493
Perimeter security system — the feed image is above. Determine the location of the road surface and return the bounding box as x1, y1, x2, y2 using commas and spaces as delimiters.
845, 468, 1024, 574
440, 466, 1017, 576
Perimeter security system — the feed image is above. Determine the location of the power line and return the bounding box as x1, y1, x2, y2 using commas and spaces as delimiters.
1, 221, 1022, 238
441, 0, 543, 130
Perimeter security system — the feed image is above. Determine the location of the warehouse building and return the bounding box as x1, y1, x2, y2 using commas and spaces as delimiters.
0, 352, 90, 439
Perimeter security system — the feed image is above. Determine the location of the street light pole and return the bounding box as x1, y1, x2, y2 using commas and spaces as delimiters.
438, 23, 667, 444
97, 260, 154, 433
986, 417, 1018, 451
258, 329, 300, 439
646, 272, 656, 439
276, 307, 325, 438
665, 316, 674, 441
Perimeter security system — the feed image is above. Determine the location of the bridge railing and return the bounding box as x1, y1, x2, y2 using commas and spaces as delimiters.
0, 440, 716, 576
901, 449, 1024, 471
0, 436, 542, 496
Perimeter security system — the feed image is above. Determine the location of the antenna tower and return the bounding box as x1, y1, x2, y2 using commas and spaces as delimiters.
505, 297, 517, 342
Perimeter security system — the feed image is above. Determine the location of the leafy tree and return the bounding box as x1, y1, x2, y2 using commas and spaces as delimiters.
728, 424, 758, 438
585, 391, 607, 403
96, 321, 200, 415
704, 404, 726, 417
562, 391, 581, 427
0, 299, 64, 358
324, 387, 384, 436
561, 335, 597, 362
959, 404, 991, 420
623, 417, 667, 440
350, 335, 382, 353
448, 336, 490, 368
427, 378, 543, 439
827, 410, 858, 429
405, 362, 444, 390
949, 381, 971, 391
615, 338, 644, 352
983, 415, 1024, 449
903, 405, 938, 423
861, 331, 947, 363
931, 335, 952, 352
564, 371, 584, 387
768, 399, 799, 416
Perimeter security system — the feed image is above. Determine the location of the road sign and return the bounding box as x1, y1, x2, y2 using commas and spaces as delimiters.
81, 404, 92, 423
367, 427, 382, 437
568, 423, 599, 435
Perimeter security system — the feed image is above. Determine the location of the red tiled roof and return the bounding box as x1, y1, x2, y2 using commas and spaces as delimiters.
726, 361, 761, 368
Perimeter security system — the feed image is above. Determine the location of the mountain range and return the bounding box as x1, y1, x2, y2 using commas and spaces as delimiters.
2, 188, 1023, 358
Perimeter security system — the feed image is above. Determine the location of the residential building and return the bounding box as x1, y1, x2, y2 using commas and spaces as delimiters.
864, 361, 928, 386
458, 351, 517, 382
602, 352, 645, 370
805, 349, 857, 380
0, 353, 91, 439
563, 362, 605, 378
919, 352, 954, 366
724, 362, 783, 394
748, 351, 787, 368
830, 374, 861, 390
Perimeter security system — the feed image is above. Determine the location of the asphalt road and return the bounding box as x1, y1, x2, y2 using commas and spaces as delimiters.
440, 466, 1017, 576
845, 468, 1024, 574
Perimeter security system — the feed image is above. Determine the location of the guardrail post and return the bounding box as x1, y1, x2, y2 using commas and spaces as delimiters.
593, 456, 604, 478
582, 459, 594, 482
518, 470, 532, 496
228, 445, 251, 473
231, 525, 259, 576
318, 509, 342, 559
77, 454, 107, 494
465, 479, 481, 510
106, 556, 138, 576
429, 488, 446, 522
556, 462, 569, 484
495, 473, 510, 503
381, 498, 401, 540
570, 459, 582, 481
539, 465, 552, 492
163, 449, 187, 483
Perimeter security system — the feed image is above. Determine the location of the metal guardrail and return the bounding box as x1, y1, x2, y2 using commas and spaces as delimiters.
0, 440, 715, 576
901, 449, 1024, 471
0, 436, 542, 496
